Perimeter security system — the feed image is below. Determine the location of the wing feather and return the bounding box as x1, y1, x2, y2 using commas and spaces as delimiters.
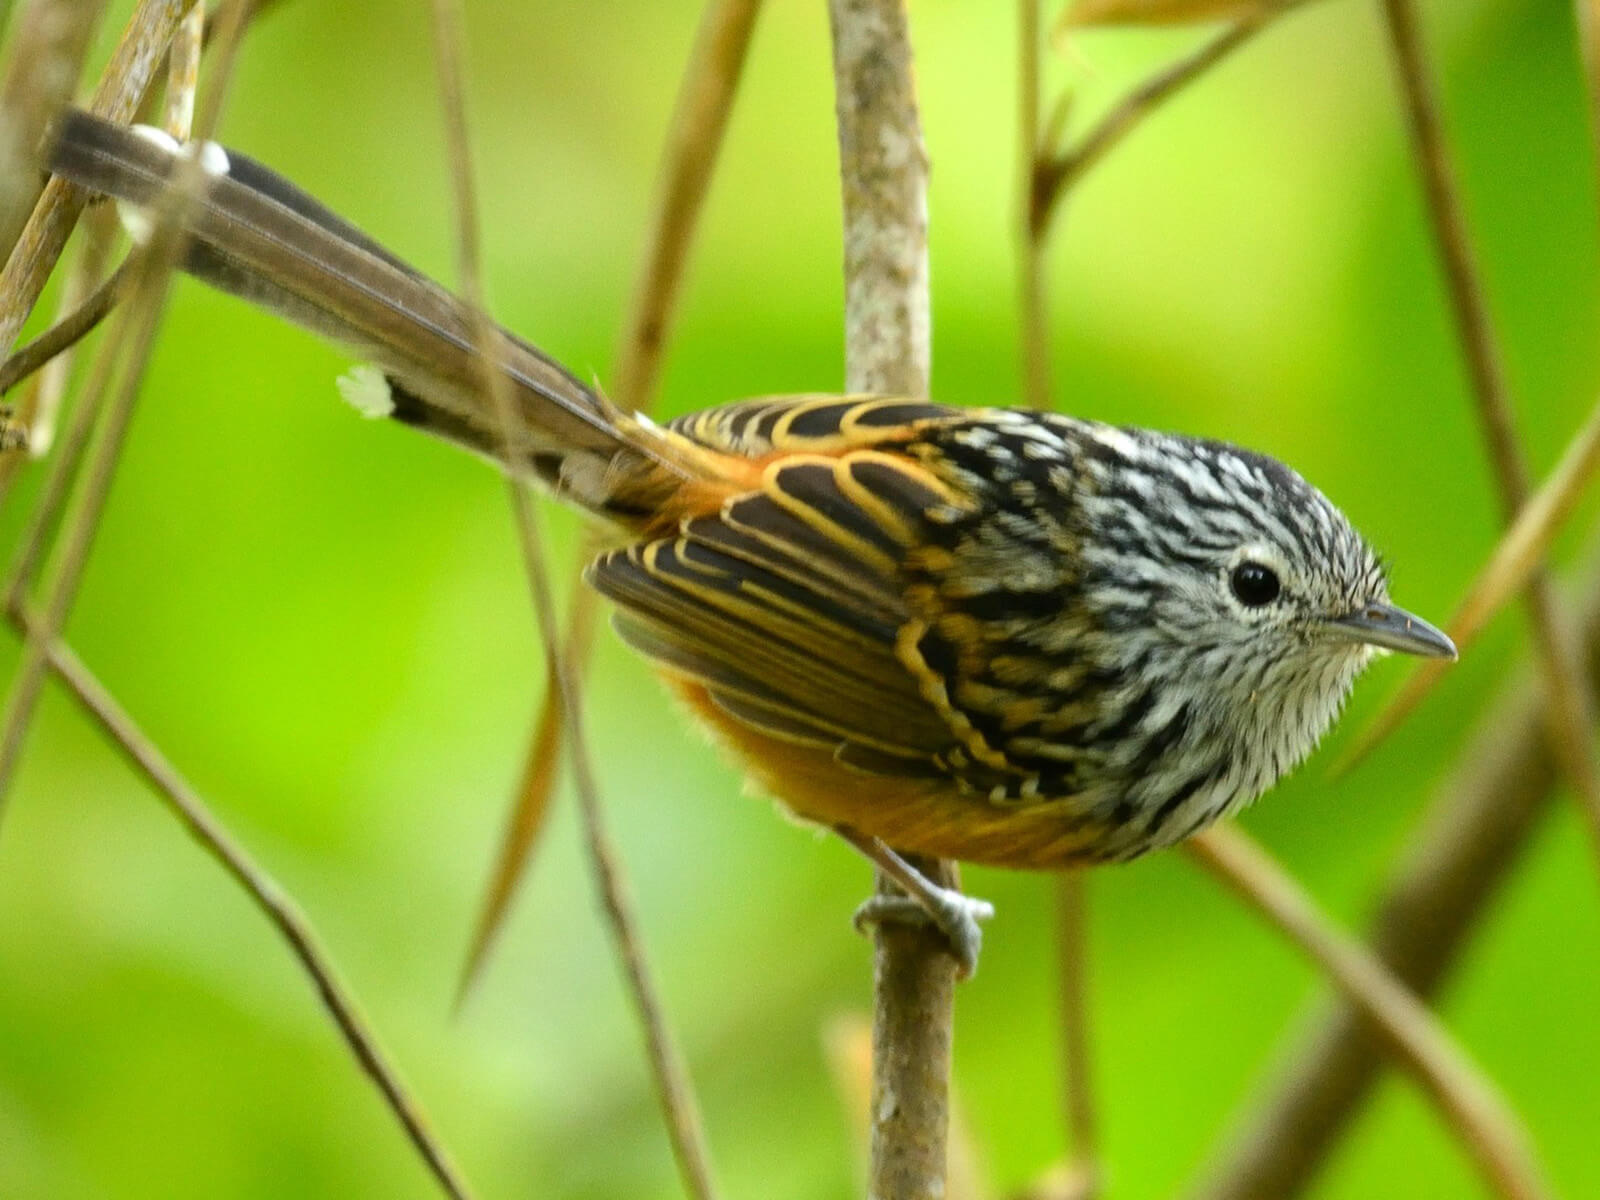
587, 451, 970, 770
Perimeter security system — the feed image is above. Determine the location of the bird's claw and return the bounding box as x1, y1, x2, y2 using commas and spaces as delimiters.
853, 888, 995, 980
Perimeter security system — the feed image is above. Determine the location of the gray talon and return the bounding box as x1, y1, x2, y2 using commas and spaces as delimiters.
853, 889, 995, 979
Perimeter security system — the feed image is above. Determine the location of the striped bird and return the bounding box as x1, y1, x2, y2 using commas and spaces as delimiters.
44, 110, 1454, 973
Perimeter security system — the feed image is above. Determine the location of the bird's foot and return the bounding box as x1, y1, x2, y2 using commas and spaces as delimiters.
853, 887, 995, 979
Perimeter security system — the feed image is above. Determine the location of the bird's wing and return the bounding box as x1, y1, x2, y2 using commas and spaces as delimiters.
587, 447, 992, 779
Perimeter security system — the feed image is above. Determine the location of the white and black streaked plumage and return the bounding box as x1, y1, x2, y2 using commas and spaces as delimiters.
890, 410, 1400, 860
45, 109, 1457, 967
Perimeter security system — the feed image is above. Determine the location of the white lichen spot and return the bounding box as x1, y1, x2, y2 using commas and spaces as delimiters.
335, 364, 394, 419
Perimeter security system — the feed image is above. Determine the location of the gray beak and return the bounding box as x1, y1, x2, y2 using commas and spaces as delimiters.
1323, 602, 1457, 659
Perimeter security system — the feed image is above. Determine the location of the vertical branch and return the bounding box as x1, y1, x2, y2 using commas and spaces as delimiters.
1017, 0, 1050, 410
829, 0, 930, 399
424, 4, 719, 1198
1053, 873, 1099, 1200
1017, 9, 1099, 1191
826, 3, 946, 1197
1380, 0, 1600, 860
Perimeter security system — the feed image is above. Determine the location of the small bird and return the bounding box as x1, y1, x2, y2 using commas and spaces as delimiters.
45, 110, 1455, 974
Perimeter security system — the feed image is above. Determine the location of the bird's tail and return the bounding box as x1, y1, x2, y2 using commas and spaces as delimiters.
45, 108, 693, 519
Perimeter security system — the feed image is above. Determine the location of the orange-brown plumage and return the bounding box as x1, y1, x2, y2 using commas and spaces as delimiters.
668, 675, 1107, 870
580, 396, 1126, 870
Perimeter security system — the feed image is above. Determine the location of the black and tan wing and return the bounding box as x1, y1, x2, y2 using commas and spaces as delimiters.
587, 447, 981, 779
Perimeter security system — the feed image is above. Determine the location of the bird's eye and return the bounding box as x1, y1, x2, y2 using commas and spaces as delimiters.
1230, 561, 1281, 607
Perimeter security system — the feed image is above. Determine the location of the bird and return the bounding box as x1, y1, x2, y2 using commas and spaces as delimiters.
43, 109, 1456, 975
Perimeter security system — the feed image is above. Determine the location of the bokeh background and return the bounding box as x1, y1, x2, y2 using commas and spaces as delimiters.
1, 0, 1597, 1196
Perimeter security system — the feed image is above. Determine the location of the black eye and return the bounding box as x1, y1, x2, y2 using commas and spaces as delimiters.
1230, 561, 1281, 607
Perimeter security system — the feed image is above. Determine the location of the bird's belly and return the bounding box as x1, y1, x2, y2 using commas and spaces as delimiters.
669, 678, 1113, 870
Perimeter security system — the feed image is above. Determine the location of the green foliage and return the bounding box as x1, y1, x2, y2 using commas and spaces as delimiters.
0, 1, 1596, 1197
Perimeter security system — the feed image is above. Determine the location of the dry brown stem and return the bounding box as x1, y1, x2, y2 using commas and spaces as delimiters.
1580, 0, 1600, 173
424, 3, 719, 1196
5, 607, 475, 1198
457, 0, 762, 1007
0, 0, 107, 251
0, 251, 126, 400
0, 0, 249, 829
1187, 827, 1551, 1200
1341, 389, 1600, 771
0, 0, 190, 359
1379, 0, 1600, 860
1184, 547, 1600, 1200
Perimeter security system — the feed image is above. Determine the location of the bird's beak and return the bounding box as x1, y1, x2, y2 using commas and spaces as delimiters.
1322, 602, 1457, 659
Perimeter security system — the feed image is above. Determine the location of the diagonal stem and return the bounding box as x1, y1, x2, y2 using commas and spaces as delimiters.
423, 2, 719, 1196
1379, 0, 1600, 862
0, 0, 253, 831
5, 607, 474, 1199
456, 0, 763, 1008
1187, 827, 1550, 1200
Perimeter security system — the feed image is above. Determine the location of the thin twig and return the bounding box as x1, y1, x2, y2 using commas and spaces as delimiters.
423, 4, 719, 1197
456, 0, 762, 1008
1580, 0, 1600, 184
1018, 0, 1050, 409
0, 254, 128, 398
0, 0, 250, 828
1185, 545, 1600, 1200
12, 201, 119, 462
0, 0, 108, 252
1033, 3, 1306, 235
1380, 0, 1600, 861
163, 0, 202, 138
827, 3, 951, 1198
0, 0, 190, 359
4, 607, 475, 1198
1340, 388, 1600, 771
1186, 827, 1551, 1200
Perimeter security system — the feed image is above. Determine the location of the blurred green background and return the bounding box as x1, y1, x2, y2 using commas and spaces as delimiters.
1, 0, 1598, 1196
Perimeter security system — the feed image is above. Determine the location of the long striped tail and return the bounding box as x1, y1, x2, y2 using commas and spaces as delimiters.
45, 108, 683, 514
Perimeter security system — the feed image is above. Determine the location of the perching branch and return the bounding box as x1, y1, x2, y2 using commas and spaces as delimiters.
826, 3, 950, 1198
